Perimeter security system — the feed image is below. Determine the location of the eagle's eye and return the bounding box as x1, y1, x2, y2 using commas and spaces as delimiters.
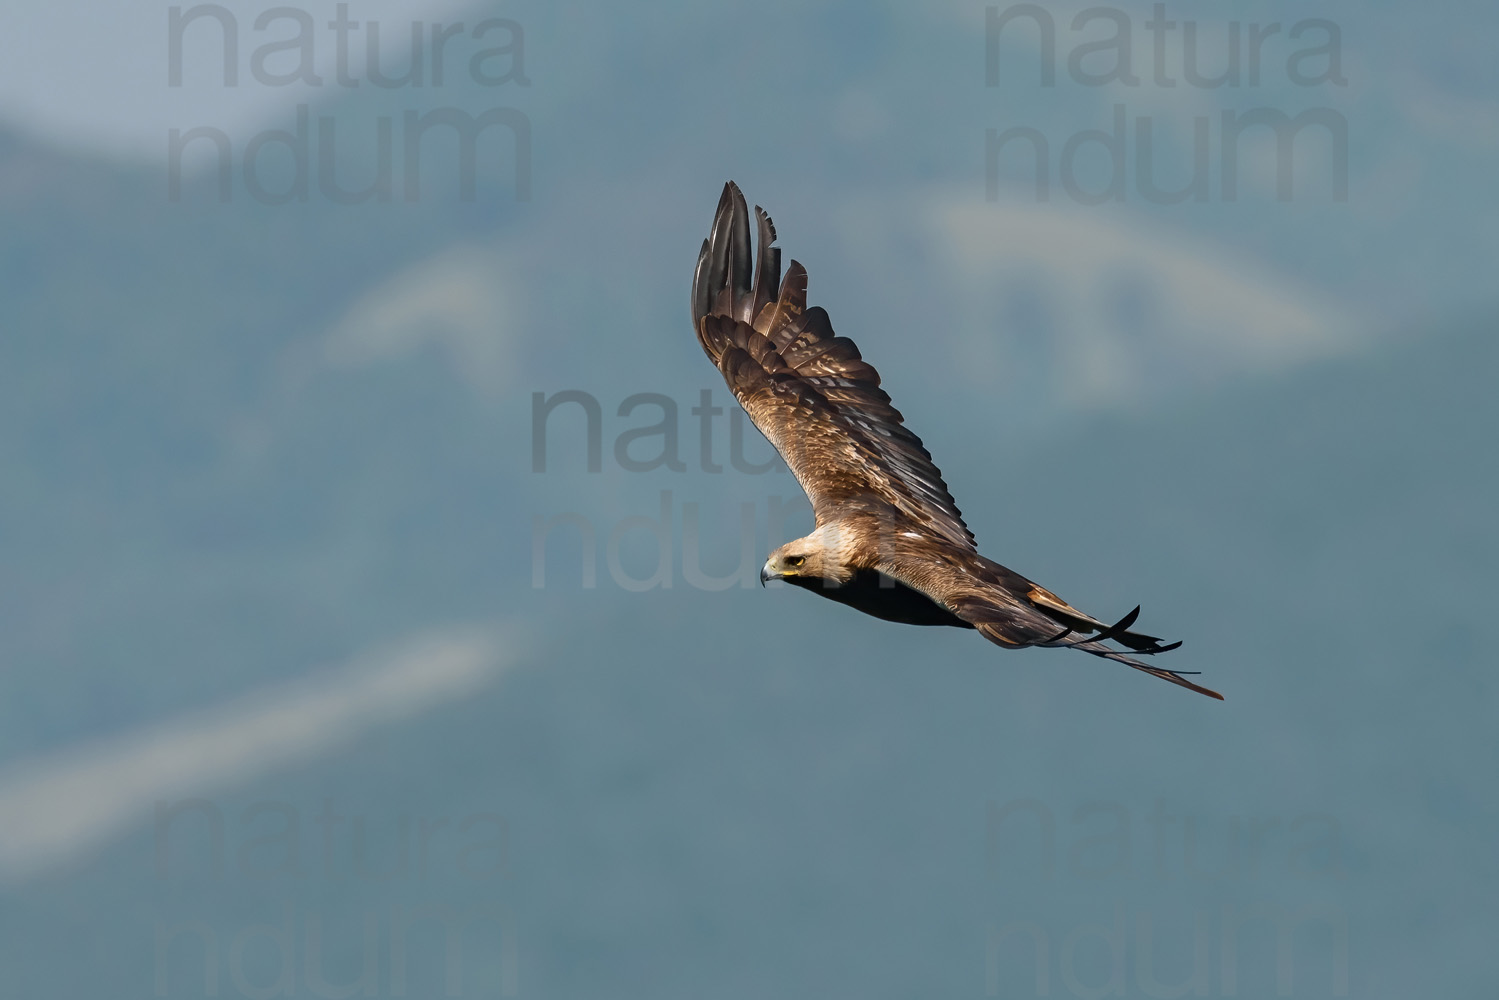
785, 555, 805, 568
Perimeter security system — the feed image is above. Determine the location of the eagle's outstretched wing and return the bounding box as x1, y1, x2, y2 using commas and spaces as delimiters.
691, 182, 975, 551
944, 574, 1224, 700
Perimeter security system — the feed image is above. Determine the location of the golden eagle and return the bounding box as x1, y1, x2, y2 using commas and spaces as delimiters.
692, 182, 1222, 700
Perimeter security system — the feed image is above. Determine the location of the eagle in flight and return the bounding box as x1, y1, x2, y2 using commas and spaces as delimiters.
692, 182, 1222, 700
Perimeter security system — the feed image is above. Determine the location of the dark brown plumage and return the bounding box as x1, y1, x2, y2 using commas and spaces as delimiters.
692, 182, 1222, 700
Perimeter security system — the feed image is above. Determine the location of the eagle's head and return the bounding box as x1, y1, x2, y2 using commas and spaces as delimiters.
760, 527, 855, 588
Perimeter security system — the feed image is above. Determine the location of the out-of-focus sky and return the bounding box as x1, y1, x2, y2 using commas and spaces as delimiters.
0, 1, 461, 159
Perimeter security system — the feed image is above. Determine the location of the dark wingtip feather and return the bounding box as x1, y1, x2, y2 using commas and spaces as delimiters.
691, 238, 712, 327
752, 206, 782, 322
1060, 605, 1141, 647
1081, 644, 1224, 700
694, 181, 760, 328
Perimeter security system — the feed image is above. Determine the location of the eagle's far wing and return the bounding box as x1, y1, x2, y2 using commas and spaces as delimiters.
691, 182, 976, 552
929, 558, 1224, 699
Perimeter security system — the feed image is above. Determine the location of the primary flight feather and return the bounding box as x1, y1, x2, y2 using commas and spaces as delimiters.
692, 182, 1222, 700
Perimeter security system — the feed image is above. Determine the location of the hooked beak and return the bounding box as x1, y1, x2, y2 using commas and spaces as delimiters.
759, 562, 773, 587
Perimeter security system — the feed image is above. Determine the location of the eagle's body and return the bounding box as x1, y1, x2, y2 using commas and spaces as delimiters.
782, 567, 973, 628
692, 182, 1222, 699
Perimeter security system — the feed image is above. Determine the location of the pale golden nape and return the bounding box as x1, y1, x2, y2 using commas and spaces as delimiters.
761, 528, 850, 586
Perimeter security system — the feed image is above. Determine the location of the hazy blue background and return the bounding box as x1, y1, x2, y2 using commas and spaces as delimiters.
0, 1, 1494, 996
